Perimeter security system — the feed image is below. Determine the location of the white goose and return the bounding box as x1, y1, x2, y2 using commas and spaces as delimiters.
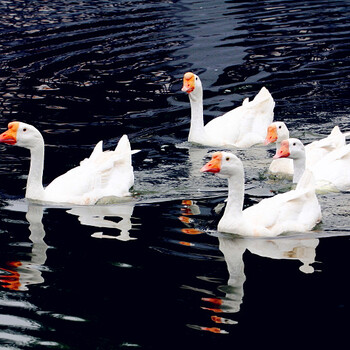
182, 72, 275, 148
0, 122, 139, 205
264, 122, 293, 174
201, 151, 321, 237
265, 121, 347, 175
274, 137, 350, 192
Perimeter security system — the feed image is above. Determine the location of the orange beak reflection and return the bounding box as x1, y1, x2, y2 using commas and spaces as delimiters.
179, 241, 195, 247
0, 261, 22, 290
200, 326, 227, 334
179, 216, 192, 224
182, 200, 194, 206
181, 72, 195, 93
181, 228, 202, 235
202, 297, 223, 305
274, 140, 290, 159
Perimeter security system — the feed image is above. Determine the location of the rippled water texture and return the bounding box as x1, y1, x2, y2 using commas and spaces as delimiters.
0, 0, 350, 349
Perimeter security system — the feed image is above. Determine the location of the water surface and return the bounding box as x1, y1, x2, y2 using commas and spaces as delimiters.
0, 0, 350, 348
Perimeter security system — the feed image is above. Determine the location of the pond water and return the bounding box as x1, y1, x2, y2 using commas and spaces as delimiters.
0, 0, 350, 348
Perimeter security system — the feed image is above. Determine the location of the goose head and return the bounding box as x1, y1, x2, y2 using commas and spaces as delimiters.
182, 72, 202, 100
265, 121, 290, 145
0, 122, 43, 150
273, 138, 305, 160
200, 151, 243, 179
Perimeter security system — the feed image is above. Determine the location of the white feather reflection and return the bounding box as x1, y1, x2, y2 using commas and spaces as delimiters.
245, 237, 319, 274
66, 200, 138, 241
216, 235, 319, 316
1, 202, 48, 291
179, 199, 320, 331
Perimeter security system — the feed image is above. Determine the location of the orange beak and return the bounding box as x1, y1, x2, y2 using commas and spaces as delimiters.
273, 140, 290, 158
181, 72, 195, 93
264, 124, 278, 145
0, 122, 19, 145
200, 152, 222, 173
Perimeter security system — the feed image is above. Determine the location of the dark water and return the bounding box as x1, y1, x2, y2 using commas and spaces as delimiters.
0, 0, 350, 348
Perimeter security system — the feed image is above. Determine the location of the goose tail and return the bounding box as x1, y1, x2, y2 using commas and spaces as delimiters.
249, 87, 275, 116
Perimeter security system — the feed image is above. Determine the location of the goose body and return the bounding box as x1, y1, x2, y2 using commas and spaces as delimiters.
274, 138, 350, 192
182, 72, 275, 148
201, 151, 321, 237
0, 122, 138, 205
265, 122, 347, 175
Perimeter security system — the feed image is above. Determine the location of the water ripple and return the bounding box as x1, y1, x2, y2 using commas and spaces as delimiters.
0, 0, 350, 347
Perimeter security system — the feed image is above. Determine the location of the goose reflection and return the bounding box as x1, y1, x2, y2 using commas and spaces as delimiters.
179, 199, 320, 332
214, 235, 319, 316
66, 200, 138, 241
0, 202, 47, 291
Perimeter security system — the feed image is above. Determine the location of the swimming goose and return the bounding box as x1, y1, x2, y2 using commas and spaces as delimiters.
264, 122, 293, 174
274, 137, 350, 192
182, 72, 275, 148
0, 122, 139, 205
265, 122, 347, 175
201, 151, 321, 237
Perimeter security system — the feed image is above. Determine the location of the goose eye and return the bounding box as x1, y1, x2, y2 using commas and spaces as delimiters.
225, 157, 230, 161
23, 128, 27, 132
278, 126, 282, 129
293, 142, 296, 146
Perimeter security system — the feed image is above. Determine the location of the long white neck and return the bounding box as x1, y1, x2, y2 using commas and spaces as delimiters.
188, 91, 206, 143
26, 140, 45, 200
222, 168, 245, 221
292, 156, 305, 183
